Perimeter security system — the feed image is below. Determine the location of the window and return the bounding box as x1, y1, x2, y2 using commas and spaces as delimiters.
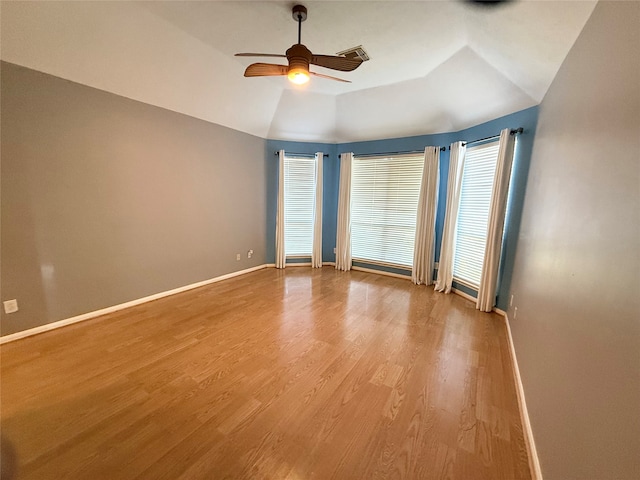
452, 141, 500, 287
351, 153, 424, 267
284, 155, 316, 256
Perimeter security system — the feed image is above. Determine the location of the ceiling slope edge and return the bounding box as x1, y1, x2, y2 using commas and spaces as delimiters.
0, 1, 283, 139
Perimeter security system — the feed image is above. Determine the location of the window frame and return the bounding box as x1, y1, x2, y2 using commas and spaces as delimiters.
350, 152, 425, 269
452, 140, 501, 289
283, 154, 317, 258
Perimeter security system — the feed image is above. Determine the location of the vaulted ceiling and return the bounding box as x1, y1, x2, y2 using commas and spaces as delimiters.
0, 1, 597, 142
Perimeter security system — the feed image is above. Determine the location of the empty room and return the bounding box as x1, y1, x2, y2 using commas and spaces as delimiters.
1, 1, 638, 479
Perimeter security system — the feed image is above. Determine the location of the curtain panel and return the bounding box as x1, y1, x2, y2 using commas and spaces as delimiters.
275, 149, 286, 268
412, 146, 440, 285
434, 141, 466, 293
335, 152, 353, 271
312, 152, 324, 268
477, 129, 516, 311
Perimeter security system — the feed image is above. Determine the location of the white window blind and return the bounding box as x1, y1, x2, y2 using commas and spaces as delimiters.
284, 155, 316, 256
351, 153, 425, 267
453, 141, 500, 287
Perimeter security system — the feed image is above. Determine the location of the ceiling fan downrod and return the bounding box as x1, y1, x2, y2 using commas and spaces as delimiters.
292, 4, 307, 45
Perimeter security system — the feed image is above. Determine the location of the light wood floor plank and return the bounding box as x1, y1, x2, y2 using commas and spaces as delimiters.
1, 267, 530, 479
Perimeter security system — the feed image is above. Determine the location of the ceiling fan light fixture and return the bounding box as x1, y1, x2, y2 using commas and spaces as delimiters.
235, 5, 363, 84
288, 66, 310, 85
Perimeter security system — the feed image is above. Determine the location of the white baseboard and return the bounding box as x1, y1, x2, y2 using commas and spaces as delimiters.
0, 264, 269, 345
494, 309, 543, 480
493, 307, 506, 316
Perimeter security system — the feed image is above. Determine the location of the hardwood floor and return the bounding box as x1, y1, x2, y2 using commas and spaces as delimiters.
0, 267, 530, 479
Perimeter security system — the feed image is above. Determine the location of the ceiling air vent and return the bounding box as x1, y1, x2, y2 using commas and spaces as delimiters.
336, 45, 370, 62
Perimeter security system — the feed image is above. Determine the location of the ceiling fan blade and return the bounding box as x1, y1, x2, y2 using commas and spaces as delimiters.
311, 55, 363, 72
310, 71, 351, 83
244, 63, 288, 77
235, 53, 287, 58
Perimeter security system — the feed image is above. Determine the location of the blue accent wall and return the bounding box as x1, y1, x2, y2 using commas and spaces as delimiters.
266, 106, 539, 310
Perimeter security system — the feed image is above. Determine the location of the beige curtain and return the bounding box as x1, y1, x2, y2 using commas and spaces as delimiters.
275, 149, 286, 268
335, 152, 353, 271
434, 141, 466, 293
312, 152, 324, 268
412, 146, 440, 285
477, 129, 516, 311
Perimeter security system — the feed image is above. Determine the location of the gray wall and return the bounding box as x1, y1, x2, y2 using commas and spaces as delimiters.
1, 62, 267, 336
507, 2, 640, 479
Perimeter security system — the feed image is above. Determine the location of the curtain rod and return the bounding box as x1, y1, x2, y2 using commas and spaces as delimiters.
274, 151, 329, 158
451, 127, 524, 149
352, 147, 446, 158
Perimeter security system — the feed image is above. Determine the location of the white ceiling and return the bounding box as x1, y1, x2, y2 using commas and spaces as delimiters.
0, 0, 597, 143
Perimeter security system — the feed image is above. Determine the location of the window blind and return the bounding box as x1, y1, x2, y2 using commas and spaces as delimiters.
351, 153, 425, 267
284, 155, 316, 256
453, 141, 500, 287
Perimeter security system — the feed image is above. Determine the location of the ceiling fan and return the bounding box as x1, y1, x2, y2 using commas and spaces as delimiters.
235, 5, 363, 85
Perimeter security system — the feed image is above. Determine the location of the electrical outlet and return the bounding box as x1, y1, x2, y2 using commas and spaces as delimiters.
248, 249, 254, 259
514, 307, 518, 319
236, 254, 241, 261
3, 299, 18, 314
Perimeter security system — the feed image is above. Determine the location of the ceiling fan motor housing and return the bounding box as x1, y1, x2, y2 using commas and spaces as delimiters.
286, 43, 312, 73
